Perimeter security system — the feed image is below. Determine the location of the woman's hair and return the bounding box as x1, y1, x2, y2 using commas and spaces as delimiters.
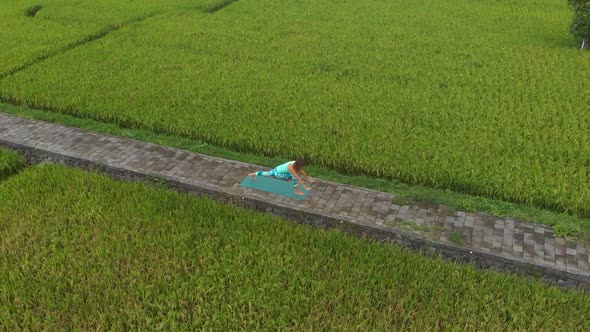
293, 157, 306, 171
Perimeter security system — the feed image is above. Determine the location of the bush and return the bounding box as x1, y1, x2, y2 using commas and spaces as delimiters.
568, 0, 590, 48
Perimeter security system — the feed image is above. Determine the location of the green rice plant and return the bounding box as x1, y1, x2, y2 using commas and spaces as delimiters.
0, 163, 588, 330
0, 147, 24, 180
0, 0, 589, 219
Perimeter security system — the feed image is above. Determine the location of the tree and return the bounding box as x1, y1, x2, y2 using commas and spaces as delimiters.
568, 0, 590, 49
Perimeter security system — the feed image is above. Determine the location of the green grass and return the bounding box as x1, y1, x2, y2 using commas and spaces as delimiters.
0, 147, 24, 180
3, 102, 590, 240
0, 163, 588, 330
1, 0, 589, 220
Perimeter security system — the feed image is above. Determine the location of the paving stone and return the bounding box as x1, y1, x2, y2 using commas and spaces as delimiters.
464, 215, 475, 228
577, 242, 588, 257
376, 200, 393, 222
482, 226, 494, 251
462, 226, 473, 245
444, 216, 455, 231
544, 237, 556, 264
472, 226, 483, 247
404, 207, 418, 221
384, 211, 398, 223
501, 236, 513, 256
453, 213, 465, 231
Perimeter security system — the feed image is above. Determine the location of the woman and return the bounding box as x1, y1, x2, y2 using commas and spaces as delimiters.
249, 157, 315, 196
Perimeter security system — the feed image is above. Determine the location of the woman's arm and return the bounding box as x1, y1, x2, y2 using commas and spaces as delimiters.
288, 164, 311, 190
301, 169, 316, 183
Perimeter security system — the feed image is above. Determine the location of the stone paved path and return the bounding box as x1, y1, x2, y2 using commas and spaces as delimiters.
0, 112, 588, 288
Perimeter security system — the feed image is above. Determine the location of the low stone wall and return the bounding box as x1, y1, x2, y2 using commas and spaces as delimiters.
2, 140, 588, 292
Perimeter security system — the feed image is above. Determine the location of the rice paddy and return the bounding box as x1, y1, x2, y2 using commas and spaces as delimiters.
0, 2, 589, 327
0, 163, 588, 330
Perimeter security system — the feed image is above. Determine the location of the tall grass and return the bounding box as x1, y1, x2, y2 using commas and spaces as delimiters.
0, 163, 588, 330
0, 147, 24, 180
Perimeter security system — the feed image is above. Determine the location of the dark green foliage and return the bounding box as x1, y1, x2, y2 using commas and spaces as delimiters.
205, 0, 238, 13
24, 5, 42, 17
568, 0, 588, 9
568, 0, 590, 48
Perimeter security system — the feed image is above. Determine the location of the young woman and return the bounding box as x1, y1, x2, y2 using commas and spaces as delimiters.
248, 157, 315, 196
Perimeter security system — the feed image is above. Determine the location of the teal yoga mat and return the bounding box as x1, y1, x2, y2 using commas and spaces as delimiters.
240, 175, 310, 200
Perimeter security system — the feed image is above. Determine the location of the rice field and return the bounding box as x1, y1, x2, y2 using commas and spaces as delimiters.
0, 0, 224, 77
0, 163, 588, 330
0, 0, 589, 218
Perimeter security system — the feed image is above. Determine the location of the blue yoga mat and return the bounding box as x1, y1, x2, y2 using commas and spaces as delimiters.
240, 175, 310, 200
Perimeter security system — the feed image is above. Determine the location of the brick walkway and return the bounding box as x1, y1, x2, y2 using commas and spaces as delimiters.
0, 112, 588, 288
